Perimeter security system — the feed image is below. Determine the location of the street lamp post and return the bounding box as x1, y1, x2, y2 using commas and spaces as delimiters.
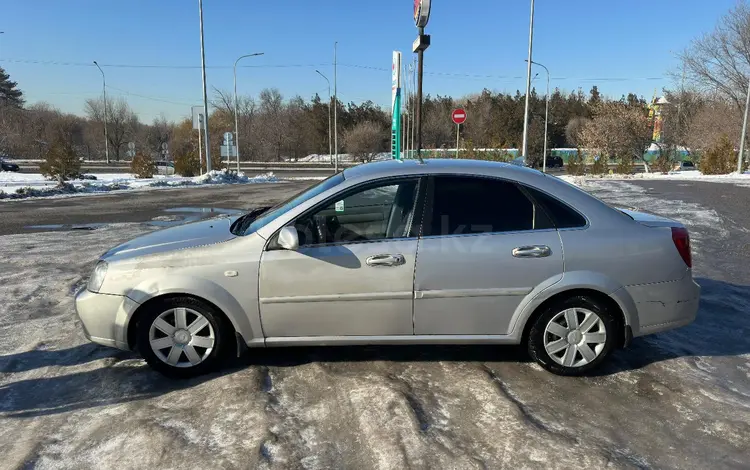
527, 59, 550, 173
92, 61, 109, 164
738, 78, 750, 173
234, 52, 264, 173
198, 0, 212, 172
521, 0, 535, 160
315, 70, 333, 165
333, 41, 339, 173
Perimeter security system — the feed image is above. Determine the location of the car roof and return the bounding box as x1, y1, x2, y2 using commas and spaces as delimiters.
342, 158, 542, 181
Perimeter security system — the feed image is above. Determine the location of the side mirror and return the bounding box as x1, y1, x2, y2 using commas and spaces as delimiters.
277, 226, 299, 251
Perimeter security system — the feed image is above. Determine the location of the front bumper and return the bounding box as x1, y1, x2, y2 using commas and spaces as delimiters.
75, 288, 140, 350
626, 274, 701, 337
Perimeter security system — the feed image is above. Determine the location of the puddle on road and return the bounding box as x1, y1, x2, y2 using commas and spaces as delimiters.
25, 223, 109, 231
25, 207, 244, 232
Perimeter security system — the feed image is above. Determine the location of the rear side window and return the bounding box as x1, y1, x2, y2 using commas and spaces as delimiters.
524, 186, 587, 228
427, 176, 554, 235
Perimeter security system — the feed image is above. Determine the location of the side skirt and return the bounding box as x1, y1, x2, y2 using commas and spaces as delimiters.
253, 335, 523, 348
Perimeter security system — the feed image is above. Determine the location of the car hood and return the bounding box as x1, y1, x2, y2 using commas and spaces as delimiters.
102, 217, 236, 261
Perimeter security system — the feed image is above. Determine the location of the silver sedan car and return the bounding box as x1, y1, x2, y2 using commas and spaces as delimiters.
75, 159, 700, 377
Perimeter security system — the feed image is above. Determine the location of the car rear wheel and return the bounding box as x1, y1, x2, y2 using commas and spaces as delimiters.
137, 297, 231, 378
527, 295, 618, 375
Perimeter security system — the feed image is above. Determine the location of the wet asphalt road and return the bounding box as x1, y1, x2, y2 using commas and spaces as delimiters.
0, 181, 313, 236
2, 178, 750, 468
628, 179, 750, 281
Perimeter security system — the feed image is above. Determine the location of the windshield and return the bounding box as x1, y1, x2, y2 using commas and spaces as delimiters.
241, 173, 345, 235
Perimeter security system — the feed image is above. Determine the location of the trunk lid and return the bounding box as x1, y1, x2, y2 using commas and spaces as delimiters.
617, 208, 684, 228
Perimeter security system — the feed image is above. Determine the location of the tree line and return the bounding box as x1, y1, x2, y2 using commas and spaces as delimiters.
2, 1, 750, 176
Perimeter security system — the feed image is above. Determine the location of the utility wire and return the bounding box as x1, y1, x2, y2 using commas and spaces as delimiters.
105, 85, 196, 106
0, 57, 666, 81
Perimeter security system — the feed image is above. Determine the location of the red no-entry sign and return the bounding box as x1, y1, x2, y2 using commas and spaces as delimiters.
452, 108, 467, 124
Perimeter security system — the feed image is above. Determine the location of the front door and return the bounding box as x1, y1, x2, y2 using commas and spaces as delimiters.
413, 175, 564, 335
259, 177, 424, 337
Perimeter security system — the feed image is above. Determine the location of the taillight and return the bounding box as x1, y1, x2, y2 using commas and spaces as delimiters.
671, 227, 692, 268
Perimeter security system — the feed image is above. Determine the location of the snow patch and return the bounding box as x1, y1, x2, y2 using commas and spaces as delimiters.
0, 171, 279, 201
559, 171, 750, 187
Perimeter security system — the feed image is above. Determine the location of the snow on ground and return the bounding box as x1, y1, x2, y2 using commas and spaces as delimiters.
560, 170, 750, 187
295, 153, 392, 163
1, 182, 750, 468
0, 170, 279, 201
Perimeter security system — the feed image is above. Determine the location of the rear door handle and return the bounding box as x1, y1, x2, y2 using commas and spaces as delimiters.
512, 245, 551, 258
366, 254, 406, 267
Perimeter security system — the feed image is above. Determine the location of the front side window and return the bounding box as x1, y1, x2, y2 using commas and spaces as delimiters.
293, 178, 420, 246
241, 173, 345, 235
427, 176, 553, 236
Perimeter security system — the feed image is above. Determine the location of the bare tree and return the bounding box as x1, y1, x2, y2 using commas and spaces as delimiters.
345, 121, 386, 162
684, 97, 742, 152
85, 97, 138, 161
565, 117, 590, 149
257, 88, 286, 161
679, 2, 750, 110
212, 88, 258, 160
579, 101, 653, 171
146, 115, 173, 159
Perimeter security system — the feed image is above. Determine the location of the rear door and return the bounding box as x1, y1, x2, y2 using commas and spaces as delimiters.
413, 175, 564, 335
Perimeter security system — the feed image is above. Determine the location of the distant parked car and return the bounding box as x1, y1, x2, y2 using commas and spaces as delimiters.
537, 155, 563, 169
155, 161, 175, 176
672, 160, 697, 172
512, 156, 563, 170
0, 158, 20, 172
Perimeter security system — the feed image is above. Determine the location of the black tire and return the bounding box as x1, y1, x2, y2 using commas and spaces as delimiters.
527, 295, 619, 376
137, 296, 232, 379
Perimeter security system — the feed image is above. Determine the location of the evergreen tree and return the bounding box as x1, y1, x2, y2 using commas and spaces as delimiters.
0, 67, 24, 107
589, 86, 601, 105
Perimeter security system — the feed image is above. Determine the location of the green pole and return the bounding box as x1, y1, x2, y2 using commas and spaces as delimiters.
391, 88, 402, 160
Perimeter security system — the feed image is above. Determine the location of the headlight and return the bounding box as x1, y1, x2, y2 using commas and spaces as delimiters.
87, 261, 108, 293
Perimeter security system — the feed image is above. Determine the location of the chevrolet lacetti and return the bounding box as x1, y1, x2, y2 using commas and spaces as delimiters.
75, 159, 700, 377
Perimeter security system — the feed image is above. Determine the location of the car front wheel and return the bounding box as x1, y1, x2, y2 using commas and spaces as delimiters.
137, 297, 231, 378
527, 296, 618, 375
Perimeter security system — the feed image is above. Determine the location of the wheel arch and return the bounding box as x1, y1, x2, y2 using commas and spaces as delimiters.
127, 293, 241, 350
124, 275, 259, 350
511, 271, 639, 348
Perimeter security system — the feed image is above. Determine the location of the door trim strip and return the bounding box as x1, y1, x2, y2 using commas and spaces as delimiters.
414, 287, 532, 299
260, 291, 413, 304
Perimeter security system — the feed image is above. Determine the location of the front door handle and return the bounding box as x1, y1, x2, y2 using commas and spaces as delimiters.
512, 245, 551, 258
366, 254, 406, 267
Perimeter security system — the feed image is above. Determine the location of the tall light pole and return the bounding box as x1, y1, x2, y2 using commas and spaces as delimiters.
234, 52, 264, 172
738, 78, 750, 173
521, 0, 535, 160
198, 0, 212, 172
527, 59, 549, 172
315, 70, 333, 165
333, 41, 339, 173
93, 61, 109, 164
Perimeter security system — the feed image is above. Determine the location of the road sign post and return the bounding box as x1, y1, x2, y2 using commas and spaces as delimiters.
223, 132, 234, 166
414, 0, 431, 162
192, 107, 205, 175
126, 141, 136, 159
391, 51, 403, 160
452, 109, 467, 159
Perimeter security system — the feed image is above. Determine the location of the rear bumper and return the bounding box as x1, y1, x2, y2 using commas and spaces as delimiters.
625, 275, 700, 337
75, 288, 139, 350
